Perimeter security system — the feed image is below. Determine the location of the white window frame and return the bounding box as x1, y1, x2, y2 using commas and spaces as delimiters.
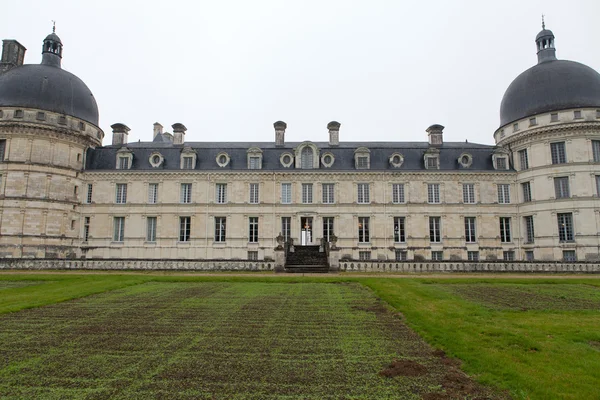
499, 217, 511, 243
497, 184, 510, 204
357, 183, 370, 204
592, 140, 600, 163
281, 183, 292, 204
429, 216, 441, 243
524, 215, 535, 244
518, 149, 529, 170
550, 142, 566, 164
323, 217, 334, 242
464, 217, 476, 243
113, 217, 125, 242
557, 213, 574, 242
302, 183, 313, 204
216, 183, 227, 204
358, 217, 370, 243
554, 177, 570, 199
393, 216, 406, 243
146, 216, 157, 242
462, 183, 475, 204
179, 216, 191, 242
249, 217, 259, 243
115, 183, 127, 204
215, 217, 227, 242
180, 183, 192, 204
521, 182, 532, 203
249, 183, 259, 204
392, 183, 405, 204
86, 183, 93, 204
322, 183, 335, 204
427, 183, 440, 204
148, 183, 159, 204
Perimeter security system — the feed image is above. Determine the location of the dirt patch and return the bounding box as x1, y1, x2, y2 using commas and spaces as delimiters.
589, 341, 600, 350
379, 359, 428, 377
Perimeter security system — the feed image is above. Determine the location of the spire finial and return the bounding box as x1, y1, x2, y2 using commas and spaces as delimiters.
52, 20, 56, 33
541, 14, 545, 30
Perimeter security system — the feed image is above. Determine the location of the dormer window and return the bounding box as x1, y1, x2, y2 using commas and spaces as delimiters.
0, 110, 3, 119
301, 147, 313, 169
79, 122, 85, 131
492, 148, 510, 170
14, 110, 23, 118
247, 147, 263, 170
354, 147, 371, 169
116, 148, 133, 170
529, 117, 537, 127
513, 123, 519, 132
295, 142, 319, 169
551, 113, 559, 122
321, 152, 335, 168
180, 146, 197, 170
36, 112, 46, 121
458, 153, 473, 168
389, 153, 404, 168
424, 147, 440, 170
596, 110, 600, 119
426, 157, 438, 169
216, 152, 230, 167
58, 115, 67, 125
183, 157, 194, 169
280, 152, 294, 168
573, 110, 582, 119
149, 152, 164, 168
496, 157, 507, 170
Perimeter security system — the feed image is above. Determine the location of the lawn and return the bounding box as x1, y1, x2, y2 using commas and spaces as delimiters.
0, 273, 598, 399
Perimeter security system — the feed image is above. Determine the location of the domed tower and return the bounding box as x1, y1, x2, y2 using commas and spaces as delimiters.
495, 22, 600, 262
0, 29, 103, 258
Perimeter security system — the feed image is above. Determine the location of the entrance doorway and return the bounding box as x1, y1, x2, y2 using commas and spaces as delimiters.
300, 217, 313, 245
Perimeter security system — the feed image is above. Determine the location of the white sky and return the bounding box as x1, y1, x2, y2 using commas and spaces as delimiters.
2, 0, 600, 145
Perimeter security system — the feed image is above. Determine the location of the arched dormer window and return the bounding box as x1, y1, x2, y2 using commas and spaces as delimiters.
247, 147, 263, 169
354, 147, 371, 169
180, 146, 197, 170
116, 147, 133, 170
294, 142, 320, 169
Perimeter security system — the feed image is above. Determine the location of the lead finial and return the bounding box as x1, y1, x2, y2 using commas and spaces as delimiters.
52, 20, 56, 33
541, 14, 545, 30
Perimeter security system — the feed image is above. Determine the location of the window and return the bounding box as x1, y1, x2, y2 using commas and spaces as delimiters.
464, 217, 476, 243
215, 217, 226, 242
557, 213, 574, 242
359, 251, 371, 260
429, 216, 441, 243
0, 140, 5, 161
217, 153, 229, 167
522, 182, 532, 202
550, 112, 559, 122
563, 250, 577, 262
322, 183, 335, 204
593, 140, 600, 162
148, 183, 158, 204
14, 109, 23, 118
394, 217, 406, 243
462, 183, 475, 204
302, 183, 313, 204
529, 117, 537, 126
427, 183, 440, 204
36, 111, 45, 121
499, 217, 511, 243
248, 251, 259, 261
497, 184, 510, 204
281, 217, 291, 241
86, 184, 93, 204
426, 156, 438, 169
573, 110, 582, 119
524, 216, 535, 244
248, 156, 261, 169
392, 183, 405, 204
300, 147, 313, 169
146, 217, 157, 242
395, 249, 407, 261
58, 115, 67, 125
216, 183, 227, 204
180, 183, 192, 204
182, 157, 194, 170
518, 149, 529, 170
467, 251, 479, 261
554, 177, 570, 198
249, 217, 259, 243
596, 175, 600, 196
179, 217, 191, 242
280, 153, 293, 168
503, 251, 515, 261
281, 183, 291, 204
249, 183, 259, 204
525, 251, 534, 261
115, 183, 127, 204
513, 122, 519, 132
496, 157, 507, 170
321, 153, 334, 167
550, 142, 566, 164
357, 183, 370, 204
83, 217, 90, 242
357, 156, 369, 169
358, 217, 370, 243
597, 110, 600, 119
118, 156, 129, 170
113, 217, 125, 242
431, 251, 443, 261
73, 185, 78, 198
323, 217, 334, 242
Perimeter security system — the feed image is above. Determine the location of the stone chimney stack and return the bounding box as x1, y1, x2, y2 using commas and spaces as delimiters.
0, 39, 27, 74
426, 124, 444, 146
274, 121, 287, 147
111, 123, 130, 146
172, 123, 187, 144
153, 122, 163, 140
327, 121, 341, 146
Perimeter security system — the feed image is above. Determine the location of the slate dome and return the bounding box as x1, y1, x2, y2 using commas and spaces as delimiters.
0, 31, 99, 126
499, 26, 600, 127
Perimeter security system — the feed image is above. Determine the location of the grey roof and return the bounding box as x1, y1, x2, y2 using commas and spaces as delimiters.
86, 141, 501, 172
535, 29, 554, 40
499, 59, 600, 127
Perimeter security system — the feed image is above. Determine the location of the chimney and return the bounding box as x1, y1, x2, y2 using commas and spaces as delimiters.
426, 124, 444, 146
274, 121, 287, 147
172, 123, 187, 144
0, 39, 27, 74
111, 123, 131, 145
153, 122, 163, 139
327, 121, 341, 146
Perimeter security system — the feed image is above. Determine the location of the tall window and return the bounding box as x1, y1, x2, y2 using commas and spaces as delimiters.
499, 217, 511, 243
86, 184, 93, 204
596, 175, 600, 196
521, 182, 532, 202
557, 213, 574, 242
249, 217, 259, 243
180, 183, 192, 204
554, 177, 570, 198
146, 217, 157, 242
429, 216, 441, 243
281, 217, 291, 241
248, 156, 261, 169
462, 184, 475, 204
115, 183, 127, 204
550, 142, 566, 164
281, 183, 292, 204
302, 183, 313, 204
357, 156, 369, 169
518, 149, 529, 170
0, 140, 6, 161
497, 184, 510, 204
118, 156, 129, 169
496, 157, 507, 170
215, 217, 226, 242
322, 183, 335, 204
249, 183, 259, 204
358, 217, 370, 243
394, 217, 406, 243
427, 183, 440, 204
392, 183, 405, 204
179, 217, 191, 242
524, 215, 534, 243
182, 157, 194, 169
148, 183, 158, 204
323, 217, 334, 241
113, 217, 125, 242
83, 217, 90, 242
216, 183, 227, 204
301, 147, 313, 169
357, 183, 370, 204
464, 217, 476, 243
593, 140, 600, 162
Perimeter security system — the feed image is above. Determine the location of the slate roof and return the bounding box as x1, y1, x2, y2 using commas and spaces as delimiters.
85, 141, 505, 172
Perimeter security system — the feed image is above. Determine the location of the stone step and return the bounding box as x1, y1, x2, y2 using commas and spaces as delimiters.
284, 264, 329, 273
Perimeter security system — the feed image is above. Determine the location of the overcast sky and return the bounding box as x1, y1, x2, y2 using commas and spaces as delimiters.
2, 0, 600, 145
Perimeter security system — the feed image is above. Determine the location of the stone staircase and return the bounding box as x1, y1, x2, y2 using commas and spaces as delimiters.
285, 245, 329, 273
